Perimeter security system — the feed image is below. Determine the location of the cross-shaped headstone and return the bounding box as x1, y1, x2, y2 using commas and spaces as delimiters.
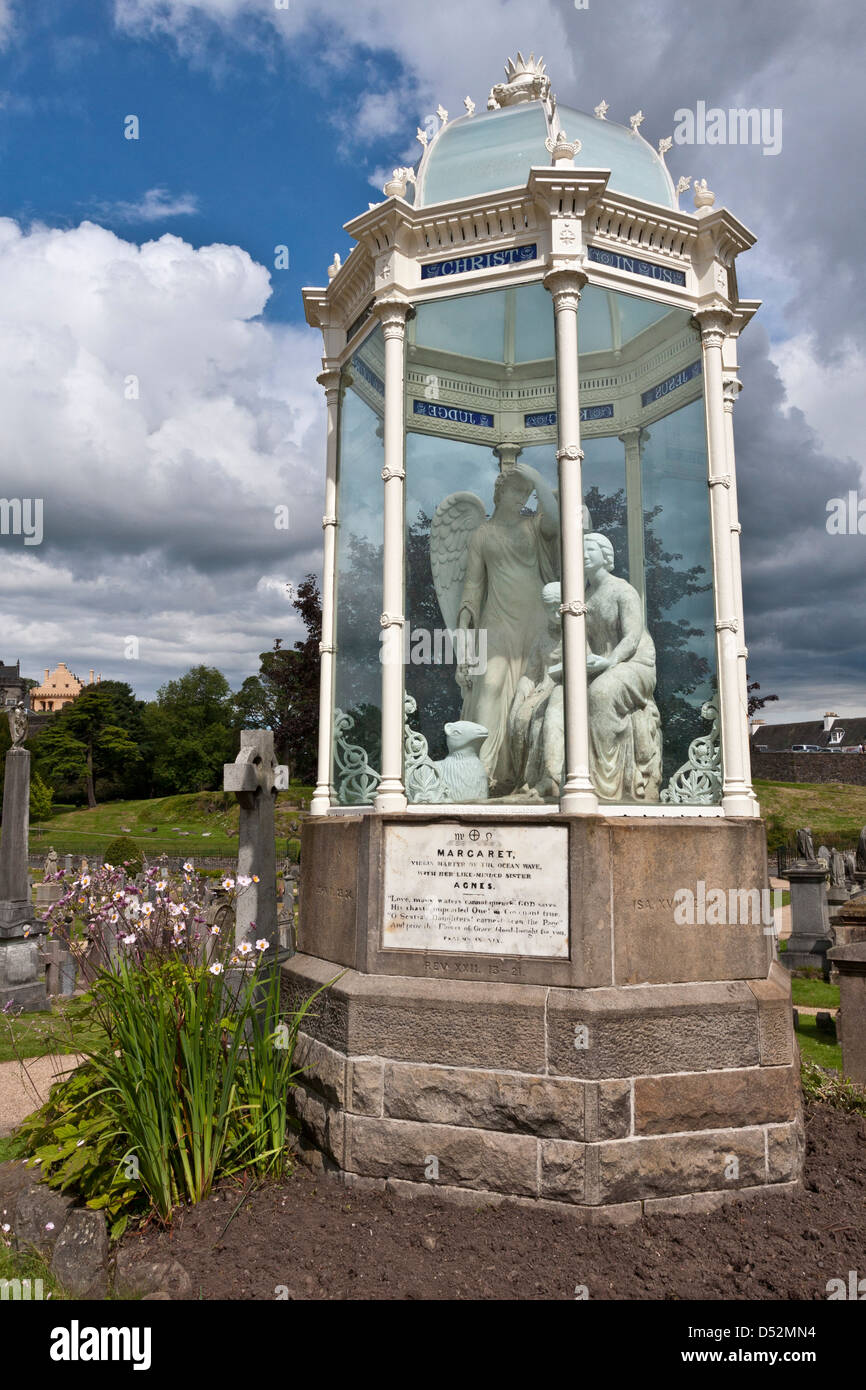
223, 730, 288, 955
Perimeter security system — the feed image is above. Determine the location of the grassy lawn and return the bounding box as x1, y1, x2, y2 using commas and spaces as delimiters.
755, 777, 866, 849
26, 788, 311, 859
0, 997, 104, 1064
791, 977, 840, 1009
795, 1014, 842, 1071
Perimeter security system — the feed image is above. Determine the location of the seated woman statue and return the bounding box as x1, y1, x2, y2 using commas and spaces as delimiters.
506, 582, 564, 800
583, 533, 663, 803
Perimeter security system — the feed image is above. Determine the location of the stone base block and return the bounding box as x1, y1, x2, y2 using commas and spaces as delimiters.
283, 955, 803, 1215
0, 938, 48, 1012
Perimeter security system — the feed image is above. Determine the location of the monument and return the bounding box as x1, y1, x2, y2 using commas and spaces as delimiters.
286, 55, 801, 1214
0, 704, 48, 1010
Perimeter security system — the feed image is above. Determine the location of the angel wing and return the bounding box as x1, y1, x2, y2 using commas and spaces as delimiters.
430, 491, 487, 631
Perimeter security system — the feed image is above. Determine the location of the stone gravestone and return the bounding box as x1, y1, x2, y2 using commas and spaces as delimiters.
223, 731, 289, 960
828, 849, 850, 907
0, 704, 48, 1010
855, 826, 866, 888
826, 943, 866, 1085
783, 861, 833, 975
796, 826, 815, 862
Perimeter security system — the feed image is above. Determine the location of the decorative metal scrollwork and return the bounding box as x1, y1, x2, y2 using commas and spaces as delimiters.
333, 708, 381, 805
660, 697, 722, 805
403, 694, 446, 803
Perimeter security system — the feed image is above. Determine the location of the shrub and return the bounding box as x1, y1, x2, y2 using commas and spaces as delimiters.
286, 838, 301, 864
29, 772, 54, 822
102, 834, 143, 876
21, 860, 329, 1230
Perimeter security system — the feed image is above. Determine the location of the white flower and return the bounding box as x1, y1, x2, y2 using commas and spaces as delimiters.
210, 925, 220, 936
156, 880, 167, 892
45, 1222, 54, 1231
209, 962, 224, 976
108, 910, 119, 924
113, 890, 126, 902
237, 874, 252, 887
237, 941, 253, 957
183, 862, 193, 872
256, 939, 268, 952
1, 1223, 9, 1232
123, 934, 137, 946
221, 877, 235, 890
80, 875, 91, 888
141, 903, 154, 917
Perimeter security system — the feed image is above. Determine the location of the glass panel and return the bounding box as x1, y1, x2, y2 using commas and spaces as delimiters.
578, 285, 718, 804
419, 102, 550, 206
332, 326, 385, 805
404, 281, 563, 805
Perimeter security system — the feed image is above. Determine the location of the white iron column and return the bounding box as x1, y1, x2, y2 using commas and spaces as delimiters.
697, 312, 753, 816
545, 268, 598, 814
374, 295, 410, 812
310, 366, 341, 816
618, 426, 647, 615
723, 373, 759, 813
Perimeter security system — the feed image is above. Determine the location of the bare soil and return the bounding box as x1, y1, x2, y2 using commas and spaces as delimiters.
118, 1101, 866, 1301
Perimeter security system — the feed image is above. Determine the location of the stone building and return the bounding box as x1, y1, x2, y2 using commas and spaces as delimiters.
28, 663, 101, 713
0, 659, 28, 708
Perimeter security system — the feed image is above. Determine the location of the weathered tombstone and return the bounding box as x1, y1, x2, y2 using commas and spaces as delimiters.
783, 862, 833, 974
796, 826, 815, 862
0, 704, 48, 1010
844, 851, 857, 882
855, 826, 866, 888
817, 844, 831, 867
826, 943, 866, 1084
64, 854, 73, 874
222, 731, 288, 959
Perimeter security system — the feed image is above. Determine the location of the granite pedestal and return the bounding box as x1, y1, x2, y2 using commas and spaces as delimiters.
782, 862, 833, 974
0, 748, 47, 1011
282, 813, 803, 1218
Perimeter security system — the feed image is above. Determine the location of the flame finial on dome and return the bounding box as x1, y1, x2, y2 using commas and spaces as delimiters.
488, 52, 552, 110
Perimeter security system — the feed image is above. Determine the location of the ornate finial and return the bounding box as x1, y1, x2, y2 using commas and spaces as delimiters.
416, 126, 429, 149
464, 95, 476, 117
383, 166, 416, 199
676, 175, 692, 195
657, 136, 673, 156
545, 127, 581, 166
594, 99, 609, 120
327, 253, 341, 279
436, 104, 448, 125
629, 110, 645, 133
489, 51, 551, 109
693, 177, 716, 213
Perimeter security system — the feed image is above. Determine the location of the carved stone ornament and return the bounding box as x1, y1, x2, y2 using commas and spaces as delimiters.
489, 52, 551, 110
594, 100, 609, 120
545, 129, 582, 166
693, 177, 716, 212
708, 473, 732, 489
464, 96, 476, 117
658, 136, 673, 156
559, 600, 587, 617
556, 446, 585, 463
661, 698, 722, 805
327, 253, 341, 280
676, 175, 692, 195
379, 612, 404, 628
383, 167, 416, 198
629, 111, 645, 133
381, 466, 406, 481
715, 618, 739, 634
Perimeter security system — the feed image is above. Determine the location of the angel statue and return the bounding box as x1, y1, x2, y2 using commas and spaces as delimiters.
7, 701, 29, 748
583, 532, 663, 802
431, 462, 565, 790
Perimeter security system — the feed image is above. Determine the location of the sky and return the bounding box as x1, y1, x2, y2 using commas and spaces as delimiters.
0, 0, 863, 721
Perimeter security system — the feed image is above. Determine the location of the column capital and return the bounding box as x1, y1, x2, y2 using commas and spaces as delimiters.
722, 375, 744, 413
373, 293, 412, 339
543, 266, 587, 309
317, 365, 342, 401
693, 307, 733, 347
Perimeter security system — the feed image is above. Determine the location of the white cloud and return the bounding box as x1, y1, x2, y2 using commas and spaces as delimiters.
99, 187, 200, 222
773, 333, 866, 477
0, 0, 16, 48
0, 218, 324, 696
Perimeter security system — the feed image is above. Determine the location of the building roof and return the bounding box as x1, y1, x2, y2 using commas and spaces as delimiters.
751, 718, 866, 750
29, 662, 83, 699
413, 56, 677, 211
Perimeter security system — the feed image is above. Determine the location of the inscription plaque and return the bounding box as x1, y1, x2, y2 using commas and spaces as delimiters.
382, 823, 569, 958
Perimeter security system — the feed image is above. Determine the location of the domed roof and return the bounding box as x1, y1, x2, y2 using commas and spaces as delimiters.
413, 55, 677, 212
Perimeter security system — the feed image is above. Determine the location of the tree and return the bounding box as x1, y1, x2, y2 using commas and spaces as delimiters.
747, 678, 779, 719
29, 770, 54, 822
234, 575, 322, 783
144, 666, 237, 794
35, 687, 142, 809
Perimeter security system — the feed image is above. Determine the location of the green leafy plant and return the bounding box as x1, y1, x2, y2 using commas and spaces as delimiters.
801, 1058, 866, 1115
102, 834, 144, 876
286, 838, 301, 864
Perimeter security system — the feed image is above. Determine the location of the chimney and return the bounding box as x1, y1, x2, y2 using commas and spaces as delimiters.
44, 668, 49, 681
823, 711, 837, 732
89, 669, 94, 684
